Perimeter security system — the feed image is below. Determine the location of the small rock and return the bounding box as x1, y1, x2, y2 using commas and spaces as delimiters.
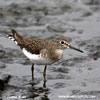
0, 75, 11, 90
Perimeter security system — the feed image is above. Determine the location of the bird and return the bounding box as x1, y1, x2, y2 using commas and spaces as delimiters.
7, 29, 83, 86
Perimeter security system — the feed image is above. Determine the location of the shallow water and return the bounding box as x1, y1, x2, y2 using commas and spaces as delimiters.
0, 0, 100, 100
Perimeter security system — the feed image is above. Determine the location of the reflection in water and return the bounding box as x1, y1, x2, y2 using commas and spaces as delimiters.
29, 80, 48, 99
40, 92, 50, 100
28, 86, 50, 100
30, 78, 47, 88
43, 80, 46, 88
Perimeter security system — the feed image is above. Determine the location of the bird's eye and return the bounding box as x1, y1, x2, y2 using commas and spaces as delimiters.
60, 41, 65, 45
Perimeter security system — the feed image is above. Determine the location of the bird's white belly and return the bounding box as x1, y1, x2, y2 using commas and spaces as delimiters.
22, 48, 54, 65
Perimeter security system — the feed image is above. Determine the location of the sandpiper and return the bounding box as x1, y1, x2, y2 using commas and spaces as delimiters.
7, 29, 83, 85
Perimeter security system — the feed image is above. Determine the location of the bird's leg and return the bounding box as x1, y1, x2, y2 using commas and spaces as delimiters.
31, 64, 34, 80
43, 65, 47, 82
43, 65, 47, 87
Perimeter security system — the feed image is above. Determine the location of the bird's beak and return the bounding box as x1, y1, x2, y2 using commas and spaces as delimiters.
69, 45, 83, 53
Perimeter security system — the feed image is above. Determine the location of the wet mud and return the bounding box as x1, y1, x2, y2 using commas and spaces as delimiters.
0, 0, 100, 100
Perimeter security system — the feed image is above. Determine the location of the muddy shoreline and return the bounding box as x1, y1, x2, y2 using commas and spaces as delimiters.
0, 0, 100, 100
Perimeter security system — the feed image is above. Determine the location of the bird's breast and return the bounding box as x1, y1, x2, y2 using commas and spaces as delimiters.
55, 49, 63, 59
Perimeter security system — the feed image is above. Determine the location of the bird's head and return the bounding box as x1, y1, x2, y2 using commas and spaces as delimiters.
54, 37, 83, 53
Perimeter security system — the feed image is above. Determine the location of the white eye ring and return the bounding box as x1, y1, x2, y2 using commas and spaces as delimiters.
60, 41, 65, 45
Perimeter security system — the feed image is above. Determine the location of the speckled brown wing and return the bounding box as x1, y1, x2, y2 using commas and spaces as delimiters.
22, 38, 52, 54
9, 29, 55, 55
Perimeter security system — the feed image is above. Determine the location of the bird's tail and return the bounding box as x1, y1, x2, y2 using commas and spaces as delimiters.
7, 29, 23, 45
